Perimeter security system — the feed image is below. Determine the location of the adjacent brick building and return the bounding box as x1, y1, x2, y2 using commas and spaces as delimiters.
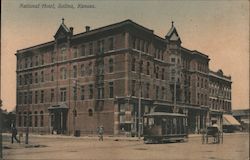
15, 19, 232, 135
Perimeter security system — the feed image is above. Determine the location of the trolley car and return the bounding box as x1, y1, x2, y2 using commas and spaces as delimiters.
143, 112, 188, 143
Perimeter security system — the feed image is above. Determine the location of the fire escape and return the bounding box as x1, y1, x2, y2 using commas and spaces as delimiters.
95, 40, 105, 112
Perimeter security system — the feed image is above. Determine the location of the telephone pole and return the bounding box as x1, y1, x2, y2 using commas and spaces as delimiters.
138, 52, 142, 139
173, 61, 177, 113
25, 74, 31, 144
73, 80, 77, 136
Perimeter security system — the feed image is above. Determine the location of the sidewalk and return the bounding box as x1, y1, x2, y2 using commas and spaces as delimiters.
2, 132, 248, 142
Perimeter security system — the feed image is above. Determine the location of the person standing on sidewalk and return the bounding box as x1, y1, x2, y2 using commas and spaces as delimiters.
97, 125, 104, 141
11, 126, 20, 144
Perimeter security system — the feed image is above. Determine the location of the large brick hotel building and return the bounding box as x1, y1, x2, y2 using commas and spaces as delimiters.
15, 19, 232, 135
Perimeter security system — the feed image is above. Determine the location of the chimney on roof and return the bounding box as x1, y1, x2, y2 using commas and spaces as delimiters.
70, 27, 74, 35
85, 26, 90, 32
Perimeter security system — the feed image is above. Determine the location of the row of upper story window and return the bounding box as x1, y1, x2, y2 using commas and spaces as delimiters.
131, 80, 169, 100
209, 98, 231, 111
17, 82, 114, 105
131, 36, 165, 61
209, 83, 231, 99
197, 76, 208, 89
17, 58, 115, 86
131, 57, 168, 80
197, 62, 208, 73
197, 92, 209, 106
17, 111, 44, 127
17, 37, 115, 70
17, 35, 170, 70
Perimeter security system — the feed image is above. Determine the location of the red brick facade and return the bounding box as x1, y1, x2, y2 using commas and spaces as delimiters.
15, 19, 231, 135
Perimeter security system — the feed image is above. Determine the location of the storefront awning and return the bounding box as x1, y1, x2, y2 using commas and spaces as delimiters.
223, 114, 241, 126
48, 103, 69, 111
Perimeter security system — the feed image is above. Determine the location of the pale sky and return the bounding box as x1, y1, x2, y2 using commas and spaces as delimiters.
1, 0, 249, 111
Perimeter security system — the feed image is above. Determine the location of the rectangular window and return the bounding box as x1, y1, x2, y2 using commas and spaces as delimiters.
132, 80, 136, 96
41, 71, 44, 82
35, 91, 38, 104
146, 83, 150, 98
25, 58, 28, 68
28, 91, 32, 104
109, 37, 114, 50
51, 52, 55, 63
60, 88, 67, 102
80, 86, 84, 100
156, 86, 159, 100
41, 54, 44, 65
35, 56, 39, 66
171, 58, 176, 63
89, 84, 93, 99
61, 47, 67, 61
24, 92, 27, 104
51, 69, 54, 81
35, 72, 38, 83
89, 43, 93, 55
162, 68, 165, 80
18, 92, 23, 104
40, 90, 44, 103
132, 37, 136, 49
146, 62, 150, 75
29, 73, 32, 84
109, 82, 114, 98
81, 45, 85, 56
73, 65, 77, 78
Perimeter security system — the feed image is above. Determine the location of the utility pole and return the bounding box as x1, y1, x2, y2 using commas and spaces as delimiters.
173, 61, 177, 113
138, 52, 142, 139
0, 99, 2, 159
25, 74, 31, 144
73, 80, 77, 136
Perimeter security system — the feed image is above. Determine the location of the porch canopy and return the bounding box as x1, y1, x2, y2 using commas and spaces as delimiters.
223, 114, 241, 126
48, 103, 69, 111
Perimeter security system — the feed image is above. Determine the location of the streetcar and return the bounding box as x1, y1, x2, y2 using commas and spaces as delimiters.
143, 112, 188, 143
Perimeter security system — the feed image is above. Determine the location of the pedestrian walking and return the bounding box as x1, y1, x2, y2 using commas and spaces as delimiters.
11, 126, 20, 144
97, 125, 104, 141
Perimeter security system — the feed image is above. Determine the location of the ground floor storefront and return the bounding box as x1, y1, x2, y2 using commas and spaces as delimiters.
16, 97, 224, 136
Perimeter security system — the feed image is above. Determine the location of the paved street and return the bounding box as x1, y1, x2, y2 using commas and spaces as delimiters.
2, 133, 249, 160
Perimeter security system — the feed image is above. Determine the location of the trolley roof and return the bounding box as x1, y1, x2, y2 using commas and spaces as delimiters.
144, 112, 187, 117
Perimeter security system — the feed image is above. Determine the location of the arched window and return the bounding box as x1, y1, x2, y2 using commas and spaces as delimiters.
109, 58, 114, 73
40, 111, 44, 127
88, 109, 93, 117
